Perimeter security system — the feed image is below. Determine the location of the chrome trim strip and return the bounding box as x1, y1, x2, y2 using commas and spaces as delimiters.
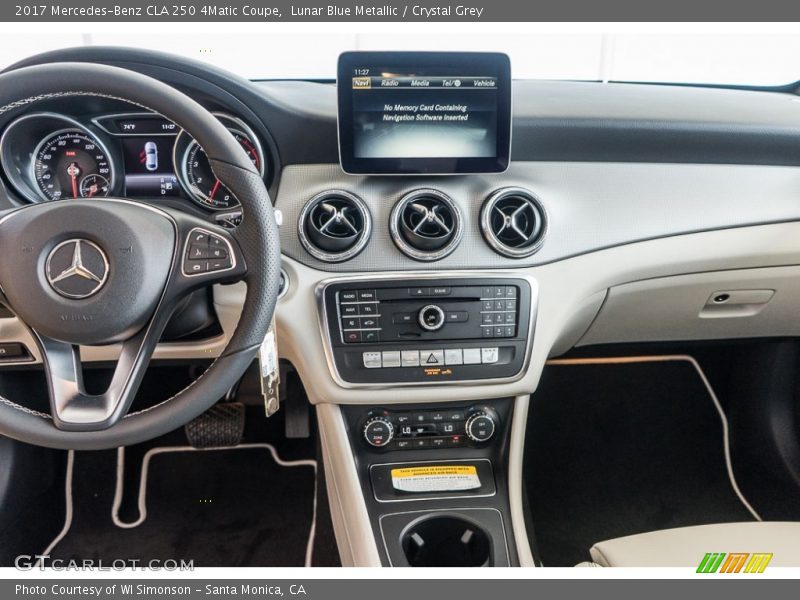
507, 394, 536, 566
314, 271, 538, 389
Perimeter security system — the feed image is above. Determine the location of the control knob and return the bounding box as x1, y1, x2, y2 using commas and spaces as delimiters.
363, 416, 394, 448
465, 410, 497, 443
418, 304, 446, 331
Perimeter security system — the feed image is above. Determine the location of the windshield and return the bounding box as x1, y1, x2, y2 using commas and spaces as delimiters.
1, 32, 798, 86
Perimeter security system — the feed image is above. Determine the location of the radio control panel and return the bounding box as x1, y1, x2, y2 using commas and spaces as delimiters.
320, 277, 534, 384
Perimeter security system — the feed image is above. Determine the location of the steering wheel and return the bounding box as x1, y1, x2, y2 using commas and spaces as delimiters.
0, 63, 281, 450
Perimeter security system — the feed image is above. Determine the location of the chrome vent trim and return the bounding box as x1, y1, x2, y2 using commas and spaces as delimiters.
480, 187, 547, 258
389, 189, 463, 262
298, 190, 372, 263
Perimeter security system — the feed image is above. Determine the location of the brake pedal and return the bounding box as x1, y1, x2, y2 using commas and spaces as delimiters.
185, 402, 245, 448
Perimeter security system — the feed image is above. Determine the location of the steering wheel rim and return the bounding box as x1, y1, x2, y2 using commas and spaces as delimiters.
0, 62, 281, 450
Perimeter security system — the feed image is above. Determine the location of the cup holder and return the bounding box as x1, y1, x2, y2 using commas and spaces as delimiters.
401, 515, 492, 567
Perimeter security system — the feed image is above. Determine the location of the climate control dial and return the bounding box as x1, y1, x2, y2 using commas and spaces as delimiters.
465, 409, 497, 443
363, 416, 394, 448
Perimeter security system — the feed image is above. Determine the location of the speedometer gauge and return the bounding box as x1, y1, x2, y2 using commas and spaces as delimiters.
174, 114, 266, 211
33, 130, 114, 201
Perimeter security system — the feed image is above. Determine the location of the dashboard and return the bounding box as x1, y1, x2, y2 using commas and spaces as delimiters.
1, 46, 800, 398
3, 46, 800, 568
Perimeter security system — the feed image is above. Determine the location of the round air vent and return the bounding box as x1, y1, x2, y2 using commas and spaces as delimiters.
298, 190, 371, 262
390, 189, 463, 261
480, 188, 547, 258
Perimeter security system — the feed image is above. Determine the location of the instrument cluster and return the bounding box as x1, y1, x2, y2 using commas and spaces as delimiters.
0, 110, 267, 218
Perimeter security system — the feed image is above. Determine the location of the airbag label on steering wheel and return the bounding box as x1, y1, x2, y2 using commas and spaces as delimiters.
390, 465, 481, 493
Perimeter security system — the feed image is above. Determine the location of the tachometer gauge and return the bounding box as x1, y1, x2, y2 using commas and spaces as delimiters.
79, 174, 110, 198
174, 114, 266, 211
33, 130, 114, 201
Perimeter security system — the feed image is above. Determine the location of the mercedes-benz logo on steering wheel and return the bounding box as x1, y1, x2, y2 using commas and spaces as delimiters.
45, 239, 109, 299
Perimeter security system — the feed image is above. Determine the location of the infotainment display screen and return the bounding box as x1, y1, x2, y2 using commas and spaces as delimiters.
337, 52, 512, 175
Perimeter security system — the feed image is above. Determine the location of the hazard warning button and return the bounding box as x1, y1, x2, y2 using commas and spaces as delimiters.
422, 349, 444, 365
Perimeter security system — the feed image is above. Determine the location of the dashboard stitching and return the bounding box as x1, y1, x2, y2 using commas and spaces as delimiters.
0, 91, 168, 118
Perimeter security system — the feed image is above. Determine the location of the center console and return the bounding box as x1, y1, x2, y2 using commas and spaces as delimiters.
320, 275, 533, 566
317, 276, 536, 386
342, 398, 518, 567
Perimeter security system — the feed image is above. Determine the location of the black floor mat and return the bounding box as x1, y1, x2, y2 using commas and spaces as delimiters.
51, 446, 316, 567
524, 359, 756, 567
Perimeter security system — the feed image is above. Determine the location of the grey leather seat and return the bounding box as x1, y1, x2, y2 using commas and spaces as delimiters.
585, 522, 800, 567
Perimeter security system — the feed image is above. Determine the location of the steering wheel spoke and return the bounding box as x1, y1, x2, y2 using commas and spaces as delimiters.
32, 212, 247, 432
36, 302, 175, 431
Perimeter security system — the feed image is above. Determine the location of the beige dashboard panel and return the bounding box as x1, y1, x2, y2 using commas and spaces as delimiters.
274, 220, 800, 406
580, 265, 800, 346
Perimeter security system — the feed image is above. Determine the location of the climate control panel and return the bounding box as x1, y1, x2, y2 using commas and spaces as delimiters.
320, 277, 535, 385
359, 405, 500, 451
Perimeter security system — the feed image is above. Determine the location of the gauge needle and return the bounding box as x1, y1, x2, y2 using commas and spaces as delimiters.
209, 179, 221, 200
67, 163, 80, 198
87, 185, 98, 198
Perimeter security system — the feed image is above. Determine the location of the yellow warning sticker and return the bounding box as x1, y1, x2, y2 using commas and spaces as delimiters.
391, 465, 481, 493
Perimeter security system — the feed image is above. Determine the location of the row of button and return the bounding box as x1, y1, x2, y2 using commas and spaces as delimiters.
391, 410, 466, 424
183, 230, 233, 275
363, 347, 499, 369
408, 286, 452, 297
481, 325, 516, 338
340, 303, 379, 317
339, 290, 383, 343
482, 312, 516, 325
481, 286, 517, 300
482, 298, 517, 312
391, 310, 468, 325
342, 316, 381, 331
343, 286, 513, 302
340, 289, 378, 303
393, 435, 467, 450
480, 286, 517, 338
345, 330, 380, 343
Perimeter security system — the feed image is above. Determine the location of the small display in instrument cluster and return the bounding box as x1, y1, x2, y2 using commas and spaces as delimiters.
120, 136, 181, 197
